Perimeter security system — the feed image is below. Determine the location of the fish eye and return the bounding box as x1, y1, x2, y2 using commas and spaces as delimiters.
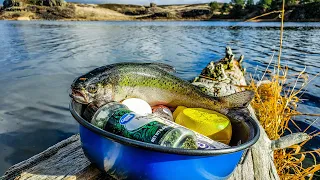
87, 84, 97, 93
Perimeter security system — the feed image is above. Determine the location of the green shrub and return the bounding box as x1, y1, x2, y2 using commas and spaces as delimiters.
209, 1, 219, 11
221, 3, 230, 14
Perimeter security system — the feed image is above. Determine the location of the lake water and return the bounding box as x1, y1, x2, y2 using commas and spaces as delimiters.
0, 21, 319, 174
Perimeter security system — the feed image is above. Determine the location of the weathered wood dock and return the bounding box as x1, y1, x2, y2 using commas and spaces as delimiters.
2, 47, 309, 180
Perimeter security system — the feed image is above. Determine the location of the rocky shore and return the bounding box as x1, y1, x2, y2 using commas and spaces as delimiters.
0, 0, 320, 21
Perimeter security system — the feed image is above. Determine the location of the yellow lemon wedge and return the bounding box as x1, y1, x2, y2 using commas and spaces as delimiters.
175, 108, 232, 145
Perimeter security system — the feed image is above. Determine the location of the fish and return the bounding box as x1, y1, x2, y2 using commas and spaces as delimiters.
70, 62, 255, 121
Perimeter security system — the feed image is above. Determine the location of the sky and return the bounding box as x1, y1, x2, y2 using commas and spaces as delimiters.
1, 0, 228, 6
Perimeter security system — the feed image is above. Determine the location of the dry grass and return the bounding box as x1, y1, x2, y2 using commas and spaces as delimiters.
0, 11, 35, 20
245, 1, 320, 178
247, 58, 320, 179
160, 4, 210, 11
98, 3, 146, 16
74, 4, 132, 21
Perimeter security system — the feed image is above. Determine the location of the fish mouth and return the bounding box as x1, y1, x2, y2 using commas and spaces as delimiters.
70, 89, 89, 104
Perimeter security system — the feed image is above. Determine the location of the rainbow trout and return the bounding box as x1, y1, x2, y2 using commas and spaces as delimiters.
70, 63, 254, 121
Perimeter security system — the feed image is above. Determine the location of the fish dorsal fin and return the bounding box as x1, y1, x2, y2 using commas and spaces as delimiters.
218, 90, 255, 108
147, 63, 176, 73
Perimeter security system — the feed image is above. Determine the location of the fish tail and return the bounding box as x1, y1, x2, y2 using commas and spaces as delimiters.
217, 90, 255, 109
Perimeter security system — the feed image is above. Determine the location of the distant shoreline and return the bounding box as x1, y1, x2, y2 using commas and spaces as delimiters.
1, 2, 320, 22
3, 18, 320, 23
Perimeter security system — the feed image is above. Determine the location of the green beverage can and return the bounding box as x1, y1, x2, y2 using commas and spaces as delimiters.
90, 102, 198, 149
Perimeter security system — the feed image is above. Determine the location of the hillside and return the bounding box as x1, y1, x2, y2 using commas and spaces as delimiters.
0, 1, 214, 20
1, 0, 320, 21
0, 1, 132, 20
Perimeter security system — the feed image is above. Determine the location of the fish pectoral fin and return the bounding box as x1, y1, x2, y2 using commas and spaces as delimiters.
218, 90, 255, 108
147, 63, 176, 73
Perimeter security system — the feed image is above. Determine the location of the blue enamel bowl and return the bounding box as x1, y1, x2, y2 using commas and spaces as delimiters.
70, 101, 260, 180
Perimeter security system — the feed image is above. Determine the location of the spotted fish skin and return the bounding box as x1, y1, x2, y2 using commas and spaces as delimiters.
70, 62, 254, 117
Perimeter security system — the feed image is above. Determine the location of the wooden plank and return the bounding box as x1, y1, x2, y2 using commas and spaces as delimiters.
2, 135, 110, 180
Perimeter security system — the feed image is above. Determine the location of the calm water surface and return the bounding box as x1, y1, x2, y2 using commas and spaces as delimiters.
0, 21, 319, 174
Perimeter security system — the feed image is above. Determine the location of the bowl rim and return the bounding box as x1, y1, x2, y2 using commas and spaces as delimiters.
70, 100, 260, 156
